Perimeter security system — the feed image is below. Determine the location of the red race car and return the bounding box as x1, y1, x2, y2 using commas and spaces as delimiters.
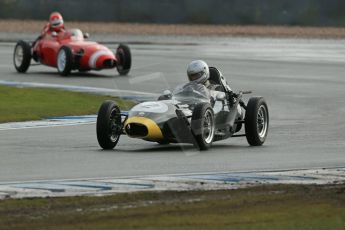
13, 29, 131, 76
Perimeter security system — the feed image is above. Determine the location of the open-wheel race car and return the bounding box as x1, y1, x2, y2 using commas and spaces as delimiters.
96, 67, 269, 150
13, 29, 131, 76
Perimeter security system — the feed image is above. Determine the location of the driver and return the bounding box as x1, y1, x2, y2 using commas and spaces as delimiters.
187, 59, 230, 92
32, 12, 66, 60
186, 60, 235, 104
187, 60, 211, 88
41, 12, 66, 37
159, 60, 230, 101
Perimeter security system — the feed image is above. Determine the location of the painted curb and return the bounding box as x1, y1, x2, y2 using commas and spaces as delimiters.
0, 167, 344, 199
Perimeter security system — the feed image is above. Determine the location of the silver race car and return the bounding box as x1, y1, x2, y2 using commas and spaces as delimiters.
96, 67, 269, 150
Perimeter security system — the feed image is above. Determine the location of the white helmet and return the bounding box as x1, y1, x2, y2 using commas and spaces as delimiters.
187, 60, 209, 84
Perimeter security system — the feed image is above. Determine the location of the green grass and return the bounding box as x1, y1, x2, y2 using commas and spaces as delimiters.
0, 85, 134, 123
0, 184, 345, 230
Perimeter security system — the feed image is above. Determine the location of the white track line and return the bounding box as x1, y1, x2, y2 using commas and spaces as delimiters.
0, 80, 159, 97
0, 116, 97, 131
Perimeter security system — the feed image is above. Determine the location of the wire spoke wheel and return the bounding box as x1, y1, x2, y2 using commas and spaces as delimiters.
116, 48, 124, 71
203, 109, 215, 144
257, 105, 268, 138
13, 40, 31, 73
116, 44, 131, 75
191, 103, 215, 150
109, 108, 121, 142
97, 101, 122, 150
245, 97, 269, 146
56, 46, 73, 76
57, 49, 66, 72
14, 45, 24, 68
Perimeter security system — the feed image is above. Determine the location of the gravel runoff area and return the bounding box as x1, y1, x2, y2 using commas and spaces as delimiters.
0, 20, 345, 38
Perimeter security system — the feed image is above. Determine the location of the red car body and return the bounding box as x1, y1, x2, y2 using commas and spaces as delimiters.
14, 29, 131, 76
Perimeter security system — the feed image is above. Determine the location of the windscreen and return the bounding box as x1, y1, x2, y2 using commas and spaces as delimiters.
62, 29, 84, 41
172, 82, 210, 101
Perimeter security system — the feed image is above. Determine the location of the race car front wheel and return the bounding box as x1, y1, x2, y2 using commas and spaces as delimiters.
57, 46, 73, 76
191, 103, 215, 150
13, 40, 31, 73
97, 100, 122, 150
116, 44, 131, 75
245, 97, 269, 146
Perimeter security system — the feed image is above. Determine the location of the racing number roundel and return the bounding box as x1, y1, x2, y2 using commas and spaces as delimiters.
131, 102, 169, 113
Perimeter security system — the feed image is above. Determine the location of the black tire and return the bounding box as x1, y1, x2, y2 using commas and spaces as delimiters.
57, 46, 73, 76
13, 40, 31, 73
191, 103, 215, 150
245, 97, 269, 146
96, 100, 122, 150
116, 44, 131, 75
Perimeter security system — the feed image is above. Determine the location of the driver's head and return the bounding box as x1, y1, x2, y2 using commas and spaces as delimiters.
187, 60, 209, 84
49, 12, 64, 32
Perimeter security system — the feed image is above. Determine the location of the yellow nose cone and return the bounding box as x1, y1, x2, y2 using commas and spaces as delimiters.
124, 116, 163, 140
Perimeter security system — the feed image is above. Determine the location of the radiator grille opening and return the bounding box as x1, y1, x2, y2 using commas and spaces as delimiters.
125, 123, 148, 138
103, 59, 115, 68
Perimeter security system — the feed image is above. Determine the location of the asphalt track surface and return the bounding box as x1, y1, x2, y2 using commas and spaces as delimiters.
0, 37, 345, 182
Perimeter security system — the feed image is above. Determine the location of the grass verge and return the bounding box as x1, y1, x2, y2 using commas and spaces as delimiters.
0, 85, 134, 123
0, 184, 345, 230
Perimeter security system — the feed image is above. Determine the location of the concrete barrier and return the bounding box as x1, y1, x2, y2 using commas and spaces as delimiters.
0, 0, 345, 26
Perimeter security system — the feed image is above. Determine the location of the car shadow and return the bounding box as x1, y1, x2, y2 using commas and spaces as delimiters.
97, 142, 252, 154
23, 70, 130, 79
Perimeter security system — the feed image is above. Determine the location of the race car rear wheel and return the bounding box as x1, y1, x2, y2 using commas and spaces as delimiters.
57, 46, 73, 76
13, 40, 31, 73
191, 103, 215, 150
245, 97, 269, 146
96, 100, 122, 150
116, 44, 131, 75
